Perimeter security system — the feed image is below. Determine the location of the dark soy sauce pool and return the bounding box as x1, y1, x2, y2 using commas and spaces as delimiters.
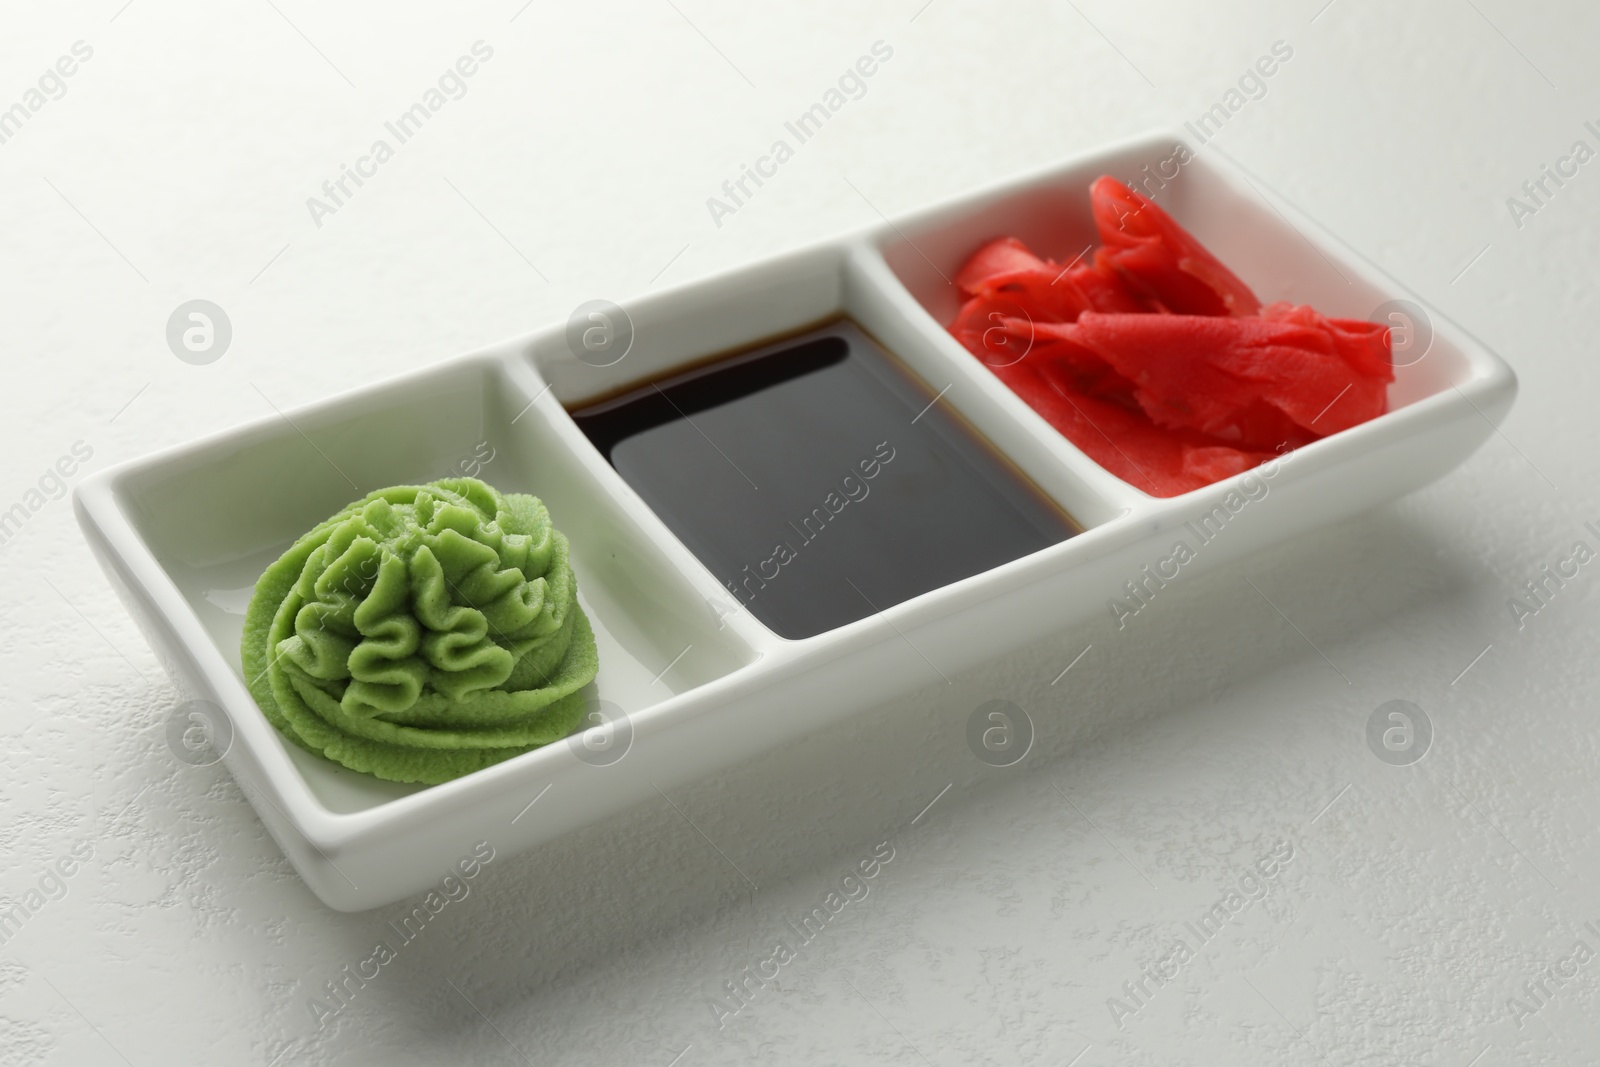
569, 319, 1077, 640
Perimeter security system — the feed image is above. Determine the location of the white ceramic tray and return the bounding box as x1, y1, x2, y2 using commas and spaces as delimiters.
75, 131, 1516, 910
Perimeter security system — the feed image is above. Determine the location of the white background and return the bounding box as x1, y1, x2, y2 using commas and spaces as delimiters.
2, 1, 1596, 1064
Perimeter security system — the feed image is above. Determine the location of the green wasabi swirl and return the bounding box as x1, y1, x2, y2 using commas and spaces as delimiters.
241, 478, 598, 784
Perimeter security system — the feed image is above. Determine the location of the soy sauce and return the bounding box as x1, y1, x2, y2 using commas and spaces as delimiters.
569, 320, 1076, 640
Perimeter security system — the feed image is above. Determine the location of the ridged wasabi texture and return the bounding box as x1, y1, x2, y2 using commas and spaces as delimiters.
241, 478, 599, 784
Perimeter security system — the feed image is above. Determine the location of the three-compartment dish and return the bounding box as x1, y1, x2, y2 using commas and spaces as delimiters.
75, 132, 1515, 909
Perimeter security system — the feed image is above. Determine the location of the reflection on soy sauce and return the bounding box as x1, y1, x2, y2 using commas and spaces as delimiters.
569, 319, 1077, 640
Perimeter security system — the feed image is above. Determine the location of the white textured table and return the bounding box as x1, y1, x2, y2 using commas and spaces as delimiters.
3, 1, 1594, 1063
